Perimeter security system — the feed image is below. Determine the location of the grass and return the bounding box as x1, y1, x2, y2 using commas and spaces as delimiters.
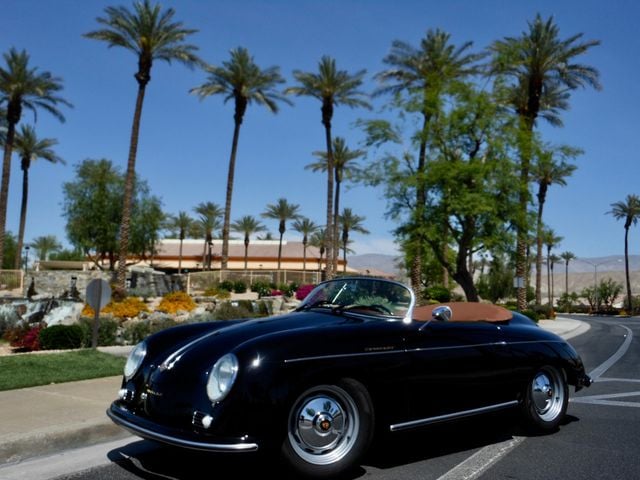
0, 349, 126, 391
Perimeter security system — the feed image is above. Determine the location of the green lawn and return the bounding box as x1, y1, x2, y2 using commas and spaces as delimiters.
0, 349, 126, 391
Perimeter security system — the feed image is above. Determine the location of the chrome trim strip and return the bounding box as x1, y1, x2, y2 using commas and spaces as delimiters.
107, 408, 258, 452
389, 400, 518, 432
284, 349, 403, 364
284, 340, 565, 364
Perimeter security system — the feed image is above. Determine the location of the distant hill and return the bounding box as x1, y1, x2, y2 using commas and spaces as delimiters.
347, 254, 403, 278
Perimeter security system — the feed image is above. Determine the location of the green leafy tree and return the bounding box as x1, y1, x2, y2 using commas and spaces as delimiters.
130, 194, 164, 265
0, 48, 71, 266
532, 143, 579, 304
193, 202, 222, 270
477, 254, 514, 303
608, 194, 640, 312
286, 56, 370, 278
262, 198, 300, 271
62, 159, 162, 270
165, 211, 195, 274
11, 125, 65, 269
598, 277, 623, 311
85, 0, 201, 288
231, 215, 267, 270
490, 14, 601, 310
338, 208, 368, 273
292, 217, 318, 277
191, 47, 289, 270
30, 235, 62, 261
374, 29, 482, 297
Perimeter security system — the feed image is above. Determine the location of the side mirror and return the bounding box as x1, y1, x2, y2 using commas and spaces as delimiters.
432, 305, 452, 322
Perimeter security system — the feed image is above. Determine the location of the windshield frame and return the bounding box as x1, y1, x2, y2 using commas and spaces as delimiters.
296, 277, 416, 323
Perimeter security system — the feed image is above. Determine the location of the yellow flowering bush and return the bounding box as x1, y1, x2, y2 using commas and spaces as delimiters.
157, 291, 196, 314
83, 297, 149, 319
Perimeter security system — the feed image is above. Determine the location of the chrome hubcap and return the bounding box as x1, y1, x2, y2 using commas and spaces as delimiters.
288, 386, 359, 465
531, 369, 564, 421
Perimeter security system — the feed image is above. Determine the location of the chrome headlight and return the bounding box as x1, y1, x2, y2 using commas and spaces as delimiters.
124, 341, 147, 380
206, 353, 239, 403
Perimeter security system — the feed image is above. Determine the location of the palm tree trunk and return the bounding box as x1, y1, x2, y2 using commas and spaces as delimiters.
323, 121, 334, 280
332, 177, 341, 276
412, 113, 429, 303
244, 237, 249, 270
343, 241, 347, 273
624, 227, 632, 312
15, 162, 29, 270
277, 232, 283, 271
546, 247, 552, 306
535, 189, 545, 305
117, 82, 147, 289
302, 243, 307, 283
178, 238, 183, 274
565, 261, 569, 296
0, 122, 17, 268
221, 118, 243, 270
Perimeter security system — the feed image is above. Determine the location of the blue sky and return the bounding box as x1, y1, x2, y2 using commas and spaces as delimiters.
3, 0, 638, 262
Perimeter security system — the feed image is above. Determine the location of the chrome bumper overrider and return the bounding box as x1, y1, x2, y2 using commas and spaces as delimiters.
107, 404, 259, 453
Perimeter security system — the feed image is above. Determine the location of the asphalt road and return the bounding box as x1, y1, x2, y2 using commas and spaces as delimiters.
30, 316, 640, 480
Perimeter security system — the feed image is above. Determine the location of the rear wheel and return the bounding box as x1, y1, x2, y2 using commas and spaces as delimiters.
520, 365, 568, 433
281, 379, 374, 478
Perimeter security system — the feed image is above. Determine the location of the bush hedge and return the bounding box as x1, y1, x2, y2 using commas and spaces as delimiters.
39, 324, 84, 350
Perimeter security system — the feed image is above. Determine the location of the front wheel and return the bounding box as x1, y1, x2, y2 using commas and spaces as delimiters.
281, 379, 374, 478
520, 365, 568, 433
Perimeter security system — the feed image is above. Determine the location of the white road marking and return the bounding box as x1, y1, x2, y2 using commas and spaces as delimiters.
588, 326, 633, 380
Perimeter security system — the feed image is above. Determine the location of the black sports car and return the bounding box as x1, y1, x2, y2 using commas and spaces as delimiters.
108, 277, 591, 478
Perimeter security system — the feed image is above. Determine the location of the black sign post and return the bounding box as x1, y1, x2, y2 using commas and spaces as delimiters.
85, 279, 112, 349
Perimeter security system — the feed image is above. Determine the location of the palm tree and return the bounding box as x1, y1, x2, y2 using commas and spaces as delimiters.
194, 202, 222, 270
30, 235, 62, 261
560, 251, 576, 298
375, 29, 482, 297
0, 48, 70, 266
292, 217, 318, 281
308, 136, 364, 267
10, 125, 65, 269
286, 56, 370, 279
85, 0, 201, 288
532, 145, 578, 304
262, 198, 300, 272
339, 208, 369, 273
231, 215, 267, 270
549, 253, 562, 308
608, 195, 640, 313
166, 211, 194, 274
191, 47, 289, 270
490, 14, 601, 311
542, 228, 563, 307
309, 228, 327, 275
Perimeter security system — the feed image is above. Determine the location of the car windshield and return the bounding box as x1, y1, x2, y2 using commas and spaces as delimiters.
297, 277, 415, 321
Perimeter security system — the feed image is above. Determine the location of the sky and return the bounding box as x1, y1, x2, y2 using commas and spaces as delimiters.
2, 0, 639, 267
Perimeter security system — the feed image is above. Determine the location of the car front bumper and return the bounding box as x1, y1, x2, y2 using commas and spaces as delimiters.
107, 402, 259, 453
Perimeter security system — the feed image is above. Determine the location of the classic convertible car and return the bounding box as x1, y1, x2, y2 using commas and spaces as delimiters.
108, 277, 591, 478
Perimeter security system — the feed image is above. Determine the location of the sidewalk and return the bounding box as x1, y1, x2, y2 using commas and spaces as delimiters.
0, 317, 589, 467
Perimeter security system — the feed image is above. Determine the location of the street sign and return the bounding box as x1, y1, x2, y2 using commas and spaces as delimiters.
85, 279, 111, 349
85, 279, 111, 312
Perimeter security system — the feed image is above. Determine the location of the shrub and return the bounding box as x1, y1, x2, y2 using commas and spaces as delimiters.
78, 317, 119, 346
233, 280, 247, 294
296, 284, 315, 301
157, 291, 196, 314
213, 302, 253, 320
424, 286, 451, 303
4, 323, 43, 351
39, 324, 84, 350
123, 316, 177, 344
518, 309, 540, 322
219, 280, 234, 292
216, 290, 231, 300
83, 297, 149, 320
251, 281, 272, 298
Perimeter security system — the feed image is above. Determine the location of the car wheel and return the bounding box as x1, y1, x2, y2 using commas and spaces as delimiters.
281, 379, 374, 478
521, 365, 568, 433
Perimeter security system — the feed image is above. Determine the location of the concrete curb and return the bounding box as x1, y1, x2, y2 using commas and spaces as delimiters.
0, 419, 129, 465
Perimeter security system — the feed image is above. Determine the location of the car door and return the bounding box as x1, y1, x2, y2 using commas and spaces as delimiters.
399, 319, 514, 427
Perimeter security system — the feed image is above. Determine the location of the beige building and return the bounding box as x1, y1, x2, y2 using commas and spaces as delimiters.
140, 239, 354, 274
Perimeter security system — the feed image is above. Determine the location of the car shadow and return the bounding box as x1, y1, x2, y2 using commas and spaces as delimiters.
106, 412, 580, 479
